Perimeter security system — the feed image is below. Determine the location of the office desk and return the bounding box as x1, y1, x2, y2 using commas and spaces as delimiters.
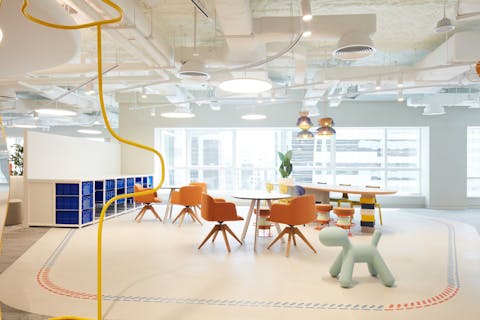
232, 192, 291, 252
300, 184, 397, 232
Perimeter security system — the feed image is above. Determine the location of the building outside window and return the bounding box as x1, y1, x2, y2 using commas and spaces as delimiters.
156, 127, 423, 195
467, 127, 480, 197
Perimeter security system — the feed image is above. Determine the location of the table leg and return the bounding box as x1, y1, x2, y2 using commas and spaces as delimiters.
266, 200, 283, 242
241, 200, 256, 242
254, 199, 260, 252
163, 189, 175, 223
359, 193, 376, 233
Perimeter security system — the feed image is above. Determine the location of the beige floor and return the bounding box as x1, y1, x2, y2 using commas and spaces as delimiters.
0, 207, 479, 320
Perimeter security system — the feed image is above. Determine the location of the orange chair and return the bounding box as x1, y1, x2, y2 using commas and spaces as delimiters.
171, 185, 203, 227
189, 181, 207, 212
133, 184, 162, 223
198, 194, 244, 252
267, 195, 317, 257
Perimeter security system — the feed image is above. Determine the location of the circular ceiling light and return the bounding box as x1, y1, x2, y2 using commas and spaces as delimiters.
219, 78, 272, 94
333, 32, 376, 60
35, 108, 77, 116
77, 129, 102, 134
241, 113, 266, 120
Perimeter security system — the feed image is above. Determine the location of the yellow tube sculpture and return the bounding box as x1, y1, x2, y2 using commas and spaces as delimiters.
21, 1, 166, 319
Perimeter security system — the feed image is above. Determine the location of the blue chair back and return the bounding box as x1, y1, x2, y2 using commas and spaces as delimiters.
294, 185, 306, 196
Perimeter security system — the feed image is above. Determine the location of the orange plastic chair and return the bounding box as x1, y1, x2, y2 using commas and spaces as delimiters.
198, 194, 244, 252
189, 181, 207, 212
267, 195, 317, 257
171, 185, 203, 227
133, 184, 162, 223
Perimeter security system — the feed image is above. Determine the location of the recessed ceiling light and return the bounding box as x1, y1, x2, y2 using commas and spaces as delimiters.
241, 113, 266, 120
35, 108, 77, 116
219, 78, 272, 94
160, 110, 195, 119
13, 124, 37, 129
77, 129, 102, 134
302, 30, 312, 37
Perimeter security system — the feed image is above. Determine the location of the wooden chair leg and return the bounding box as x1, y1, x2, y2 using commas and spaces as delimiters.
188, 208, 203, 225
285, 229, 293, 257
172, 208, 185, 224
211, 229, 220, 242
178, 209, 187, 227
221, 226, 231, 252
146, 205, 162, 222
294, 227, 317, 254
135, 206, 147, 222
198, 225, 220, 249
225, 224, 242, 245
292, 232, 297, 246
267, 227, 288, 250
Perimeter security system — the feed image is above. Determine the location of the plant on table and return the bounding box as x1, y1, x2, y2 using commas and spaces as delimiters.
277, 150, 293, 179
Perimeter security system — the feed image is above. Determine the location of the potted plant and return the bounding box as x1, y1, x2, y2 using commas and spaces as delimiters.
10, 144, 24, 176
277, 150, 293, 184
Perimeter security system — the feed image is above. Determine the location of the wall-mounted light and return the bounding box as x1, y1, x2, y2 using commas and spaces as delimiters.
0, 28, 3, 44
375, 78, 382, 90
397, 90, 405, 102
150, 108, 156, 116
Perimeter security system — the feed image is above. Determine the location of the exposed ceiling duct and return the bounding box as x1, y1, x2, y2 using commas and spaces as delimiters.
415, 32, 480, 81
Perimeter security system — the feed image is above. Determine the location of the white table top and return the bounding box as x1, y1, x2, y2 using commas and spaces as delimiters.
160, 185, 182, 189
231, 191, 291, 201
300, 183, 397, 195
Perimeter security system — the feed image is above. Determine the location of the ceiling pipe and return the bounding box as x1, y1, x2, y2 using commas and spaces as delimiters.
65, 0, 171, 79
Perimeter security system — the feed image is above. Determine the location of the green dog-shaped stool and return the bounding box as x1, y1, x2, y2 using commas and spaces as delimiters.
318, 227, 395, 288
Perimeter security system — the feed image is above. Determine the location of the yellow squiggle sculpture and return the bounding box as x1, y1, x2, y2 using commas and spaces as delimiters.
21, 1, 166, 319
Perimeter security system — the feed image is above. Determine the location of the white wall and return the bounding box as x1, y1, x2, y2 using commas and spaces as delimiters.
25, 131, 121, 179
119, 100, 480, 209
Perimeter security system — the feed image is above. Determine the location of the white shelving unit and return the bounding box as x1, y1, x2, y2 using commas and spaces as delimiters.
27, 175, 153, 227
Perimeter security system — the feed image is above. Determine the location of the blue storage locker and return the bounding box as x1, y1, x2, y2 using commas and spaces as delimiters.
56, 211, 79, 224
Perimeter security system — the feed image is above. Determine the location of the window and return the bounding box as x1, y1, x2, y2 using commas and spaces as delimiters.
467, 127, 480, 197
156, 127, 424, 195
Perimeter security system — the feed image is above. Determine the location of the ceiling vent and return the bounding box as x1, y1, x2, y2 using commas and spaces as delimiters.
177, 60, 210, 81
333, 32, 376, 60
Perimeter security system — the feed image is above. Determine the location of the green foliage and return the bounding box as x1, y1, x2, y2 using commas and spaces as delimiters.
9, 144, 23, 176
278, 150, 293, 178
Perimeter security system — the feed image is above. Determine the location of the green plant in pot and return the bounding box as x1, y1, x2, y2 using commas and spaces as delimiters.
9, 144, 24, 176
278, 150, 293, 182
